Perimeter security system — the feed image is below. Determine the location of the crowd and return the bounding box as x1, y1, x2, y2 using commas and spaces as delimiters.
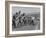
12, 11, 38, 28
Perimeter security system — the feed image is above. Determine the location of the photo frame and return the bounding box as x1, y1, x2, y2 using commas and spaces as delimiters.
5, 1, 45, 37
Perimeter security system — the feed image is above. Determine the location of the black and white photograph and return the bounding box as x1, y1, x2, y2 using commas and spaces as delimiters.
9, 3, 44, 35
12, 7, 40, 31
5, 1, 45, 37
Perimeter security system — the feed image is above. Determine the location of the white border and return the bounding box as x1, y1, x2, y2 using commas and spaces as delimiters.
9, 4, 43, 34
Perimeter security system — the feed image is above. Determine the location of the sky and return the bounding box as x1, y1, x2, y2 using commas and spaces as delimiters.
12, 7, 40, 15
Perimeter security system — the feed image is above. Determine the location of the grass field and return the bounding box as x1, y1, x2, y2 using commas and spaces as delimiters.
12, 20, 40, 31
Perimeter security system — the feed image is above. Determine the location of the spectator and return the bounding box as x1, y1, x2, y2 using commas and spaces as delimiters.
12, 15, 16, 28
31, 16, 35, 25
